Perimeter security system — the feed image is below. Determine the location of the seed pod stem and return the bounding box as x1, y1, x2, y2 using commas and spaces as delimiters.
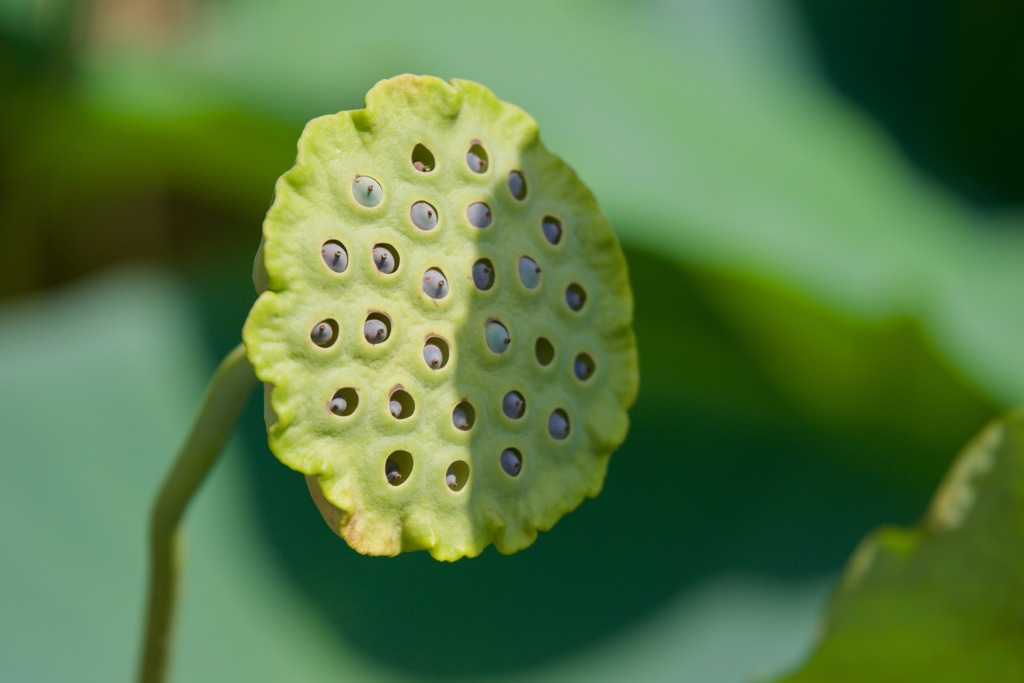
139, 344, 258, 683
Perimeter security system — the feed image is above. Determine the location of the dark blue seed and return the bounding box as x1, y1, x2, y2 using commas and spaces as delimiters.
502, 391, 525, 419
500, 448, 522, 477
508, 170, 527, 200
548, 410, 570, 440
472, 259, 494, 290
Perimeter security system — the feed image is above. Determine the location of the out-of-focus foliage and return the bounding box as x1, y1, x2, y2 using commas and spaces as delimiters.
0, 0, 1022, 681
778, 409, 1024, 683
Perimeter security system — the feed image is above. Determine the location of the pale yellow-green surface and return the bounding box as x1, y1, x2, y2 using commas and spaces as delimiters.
243, 75, 638, 559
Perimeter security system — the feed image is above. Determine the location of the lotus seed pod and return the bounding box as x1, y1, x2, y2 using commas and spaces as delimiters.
242, 75, 638, 560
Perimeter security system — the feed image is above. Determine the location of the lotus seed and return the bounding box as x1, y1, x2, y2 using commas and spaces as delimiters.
422, 268, 449, 299
385, 450, 413, 486
328, 396, 348, 415
352, 175, 382, 207
411, 143, 434, 172
466, 142, 488, 173
467, 202, 492, 228
410, 201, 438, 231
518, 256, 541, 289
500, 448, 522, 477
446, 460, 469, 492
535, 337, 555, 366
389, 390, 414, 419
574, 353, 595, 380
548, 409, 570, 440
452, 401, 474, 430
363, 314, 390, 344
472, 259, 495, 290
508, 170, 527, 200
423, 337, 449, 369
542, 217, 562, 245
373, 245, 398, 274
385, 459, 402, 483
310, 320, 337, 347
485, 320, 510, 354
502, 390, 525, 419
423, 343, 443, 368
566, 284, 587, 312
328, 388, 358, 416
321, 241, 348, 272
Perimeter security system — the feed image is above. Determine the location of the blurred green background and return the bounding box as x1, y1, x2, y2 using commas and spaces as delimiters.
2, 1, 1023, 681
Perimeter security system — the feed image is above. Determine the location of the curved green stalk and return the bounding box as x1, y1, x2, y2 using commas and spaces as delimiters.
139, 343, 257, 683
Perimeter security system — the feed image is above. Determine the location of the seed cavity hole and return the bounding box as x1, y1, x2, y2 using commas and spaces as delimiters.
466, 141, 489, 173
452, 401, 475, 431
566, 283, 587, 312
500, 448, 522, 477
535, 338, 555, 366
518, 256, 541, 289
422, 268, 449, 299
485, 319, 510, 354
574, 353, 595, 381
385, 450, 413, 486
310, 319, 339, 348
328, 388, 358, 416
388, 389, 415, 419
502, 390, 525, 419
363, 312, 391, 345
321, 240, 348, 273
467, 202, 492, 228
446, 460, 469, 491
542, 217, 563, 245
410, 201, 438, 231
423, 336, 450, 370
352, 175, 382, 207
548, 409, 570, 440
508, 170, 527, 200
411, 143, 435, 172
373, 244, 399, 274
472, 259, 495, 290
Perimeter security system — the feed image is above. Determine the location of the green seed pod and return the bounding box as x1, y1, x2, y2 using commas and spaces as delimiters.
243, 75, 638, 560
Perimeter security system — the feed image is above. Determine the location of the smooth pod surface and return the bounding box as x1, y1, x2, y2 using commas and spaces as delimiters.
243, 75, 638, 560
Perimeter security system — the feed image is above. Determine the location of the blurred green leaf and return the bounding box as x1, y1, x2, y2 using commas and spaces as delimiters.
777, 409, 1024, 683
